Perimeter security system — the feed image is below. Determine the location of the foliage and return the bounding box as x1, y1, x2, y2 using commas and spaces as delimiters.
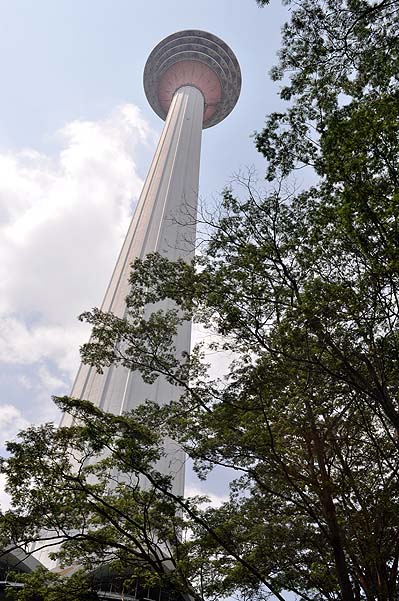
0, 398, 202, 600
255, 0, 399, 180
5, 568, 98, 601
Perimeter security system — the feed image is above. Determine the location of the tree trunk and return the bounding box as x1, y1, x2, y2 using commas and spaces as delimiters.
312, 427, 355, 601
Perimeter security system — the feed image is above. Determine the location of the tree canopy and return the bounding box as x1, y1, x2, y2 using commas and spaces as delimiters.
1, 1, 399, 600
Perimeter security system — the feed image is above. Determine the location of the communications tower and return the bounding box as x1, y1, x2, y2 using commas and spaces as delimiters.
61, 30, 241, 496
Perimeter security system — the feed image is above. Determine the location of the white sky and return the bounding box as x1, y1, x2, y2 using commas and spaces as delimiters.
0, 0, 289, 506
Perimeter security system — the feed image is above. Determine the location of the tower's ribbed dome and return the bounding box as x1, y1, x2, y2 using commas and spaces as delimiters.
143, 29, 241, 128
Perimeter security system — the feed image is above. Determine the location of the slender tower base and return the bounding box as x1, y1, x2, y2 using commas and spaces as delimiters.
61, 85, 204, 495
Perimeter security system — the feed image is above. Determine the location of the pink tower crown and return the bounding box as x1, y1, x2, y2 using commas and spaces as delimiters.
144, 30, 241, 129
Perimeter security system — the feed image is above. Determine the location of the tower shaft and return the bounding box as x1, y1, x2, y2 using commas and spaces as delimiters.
61, 86, 204, 496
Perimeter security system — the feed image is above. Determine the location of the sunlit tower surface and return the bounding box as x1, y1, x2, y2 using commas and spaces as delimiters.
61, 29, 241, 497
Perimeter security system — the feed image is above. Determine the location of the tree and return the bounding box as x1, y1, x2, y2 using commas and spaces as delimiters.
0, 397, 202, 601
3, 568, 100, 601
2, 1, 399, 600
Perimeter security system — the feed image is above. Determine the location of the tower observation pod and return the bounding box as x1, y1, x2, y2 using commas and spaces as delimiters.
61, 30, 241, 497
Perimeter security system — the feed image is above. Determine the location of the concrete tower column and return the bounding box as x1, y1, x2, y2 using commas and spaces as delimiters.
62, 85, 204, 495
61, 30, 241, 499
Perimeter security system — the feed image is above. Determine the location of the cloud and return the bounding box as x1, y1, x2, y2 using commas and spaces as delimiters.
0, 474, 10, 511
0, 104, 155, 423
0, 404, 29, 449
185, 484, 228, 508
